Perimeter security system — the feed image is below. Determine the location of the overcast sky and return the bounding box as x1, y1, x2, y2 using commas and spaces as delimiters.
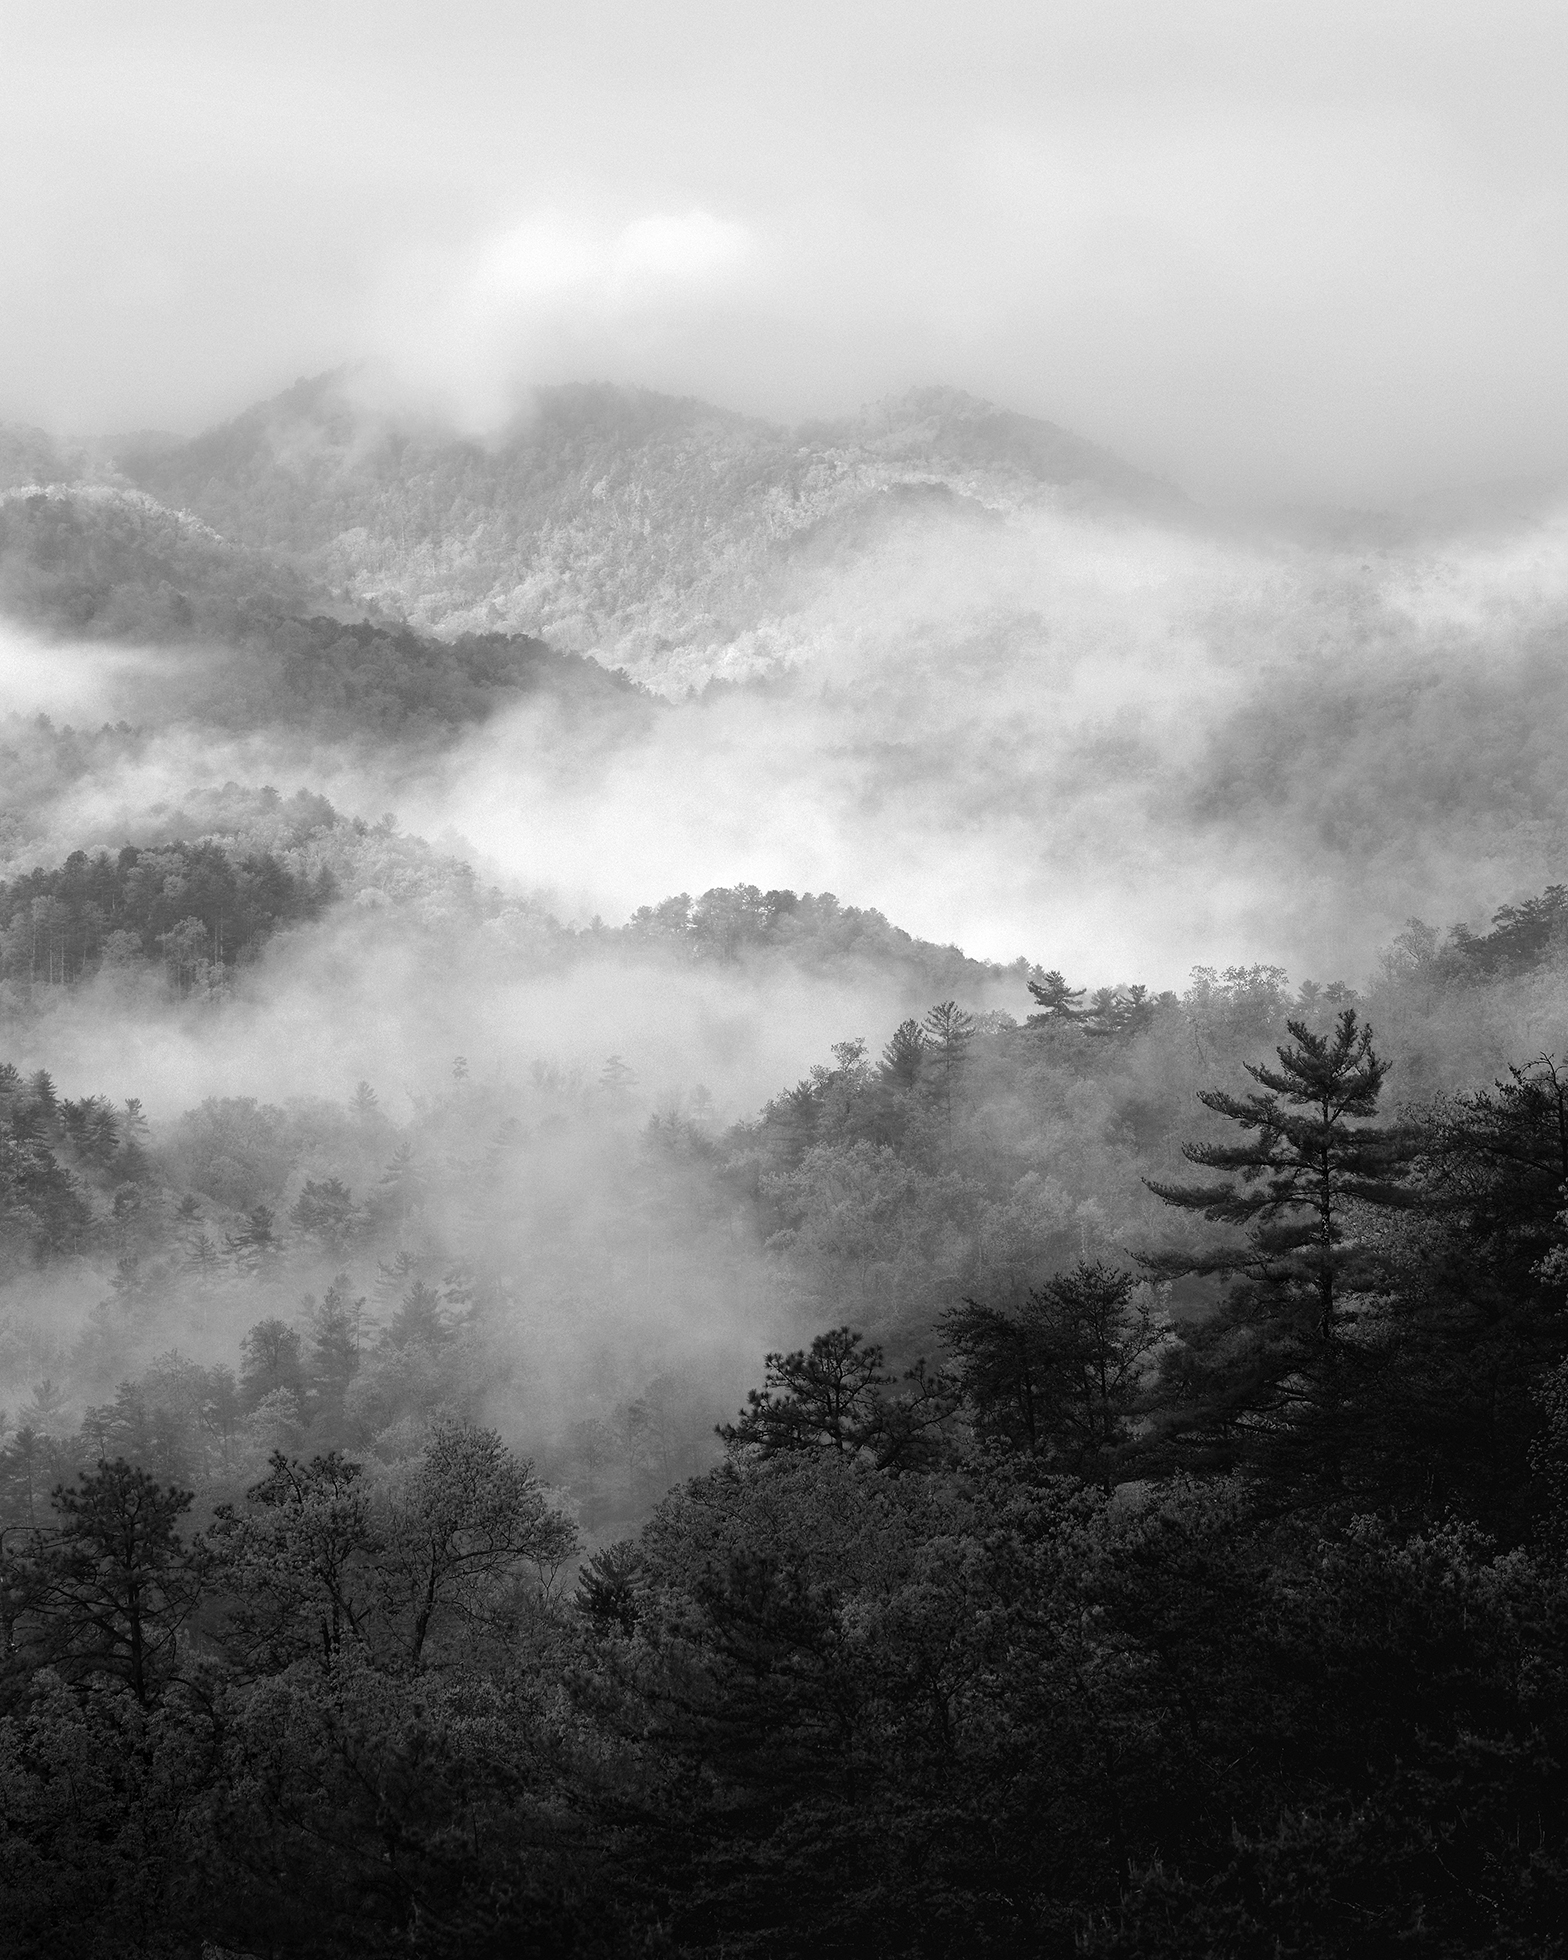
3, 0, 1565, 503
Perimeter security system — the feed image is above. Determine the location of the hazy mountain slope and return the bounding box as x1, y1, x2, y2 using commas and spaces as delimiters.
813, 387, 1174, 506
13, 377, 1567, 990
116, 376, 1182, 675
0, 422, 84, 491
0, 484, 650, 744
0, 484, 324, 638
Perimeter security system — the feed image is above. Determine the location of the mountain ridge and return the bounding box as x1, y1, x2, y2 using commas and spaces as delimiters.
94, 374, 1183, 680
1, 375, 1186, 691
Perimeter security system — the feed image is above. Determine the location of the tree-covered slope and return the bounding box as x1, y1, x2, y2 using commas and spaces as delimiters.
0, 793, 1024, 1008
113, 375, 1183, 672
5, 912, 1568, 1956
0, 486, 650, 738
0, 485, 323, 638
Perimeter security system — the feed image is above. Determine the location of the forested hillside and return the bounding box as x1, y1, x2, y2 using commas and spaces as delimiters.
112, 376, 1183, 669
0, 794, 1029, 1017
0, 487, 647, 740
9, 392, 1568, 1009
0, 483, 324, 636
0, 839, 335, 990
4, 900, 1568, 1953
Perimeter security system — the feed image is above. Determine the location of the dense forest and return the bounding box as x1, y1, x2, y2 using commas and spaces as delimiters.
8, 787, 1567, 1035
0, 488, 648, 739
0, 800, 1026, 1011
0, 484, 322, 638
0, 841, 335, 990
4, 888, 1568, 1955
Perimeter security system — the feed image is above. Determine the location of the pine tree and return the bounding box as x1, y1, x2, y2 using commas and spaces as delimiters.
1145, 1011, 1417, 1474
116, 1097, 149, 1180
922, 1001, 975, 1143
183, 1230, 221, 1284
306, 1280, 363, 1412
290, 1175, 357, 1255
226, 1204, 283, 1279
1026, 970, 1089, 1028
718, 1327, 958, 1468
376, 1143, 425, 1223
1085, 983, 1159, 1038
19, 1377, 69, 1434
1147, 1011, 1413, 1343
879, 1018, 926, 1090
108, 1255, 146, 1307
599, 1054, 637, 1104
943, 1262, 1169, 1484
719, 1327, 895, 1458
375, 1249, 420, 1305
29, 1460, 207, 1701
386, 1279, 447, 1350
574, 1540, 643, 1635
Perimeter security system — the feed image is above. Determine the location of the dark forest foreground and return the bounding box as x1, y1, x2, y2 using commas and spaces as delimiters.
5, 985, 1568, 1957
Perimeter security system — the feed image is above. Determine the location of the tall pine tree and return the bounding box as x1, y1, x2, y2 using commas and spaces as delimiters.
1148, 1010, 1413, 1340
1145, 1011, 1417, 1474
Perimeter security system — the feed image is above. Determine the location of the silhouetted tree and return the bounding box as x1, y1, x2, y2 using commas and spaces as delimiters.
210, 1449, 377, 1669
24, 1459, 206, 1701
1147, 1011, 1413, 1344
1145, 1010, 1418, 1477
574, 1540, 643, 1636
719, 1328, 894, 1459
944, 1261, 1169, 1483
377, 1422, 577, 1663
1027, 970, 1089, 1027
720, 1327, 957, 1469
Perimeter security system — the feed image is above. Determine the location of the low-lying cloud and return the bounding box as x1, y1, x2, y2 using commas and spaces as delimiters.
9, 483, 1568, 1002
360, 209, 757, 432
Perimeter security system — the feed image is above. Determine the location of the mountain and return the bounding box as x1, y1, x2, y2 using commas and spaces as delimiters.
113, 375, 1184, 683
